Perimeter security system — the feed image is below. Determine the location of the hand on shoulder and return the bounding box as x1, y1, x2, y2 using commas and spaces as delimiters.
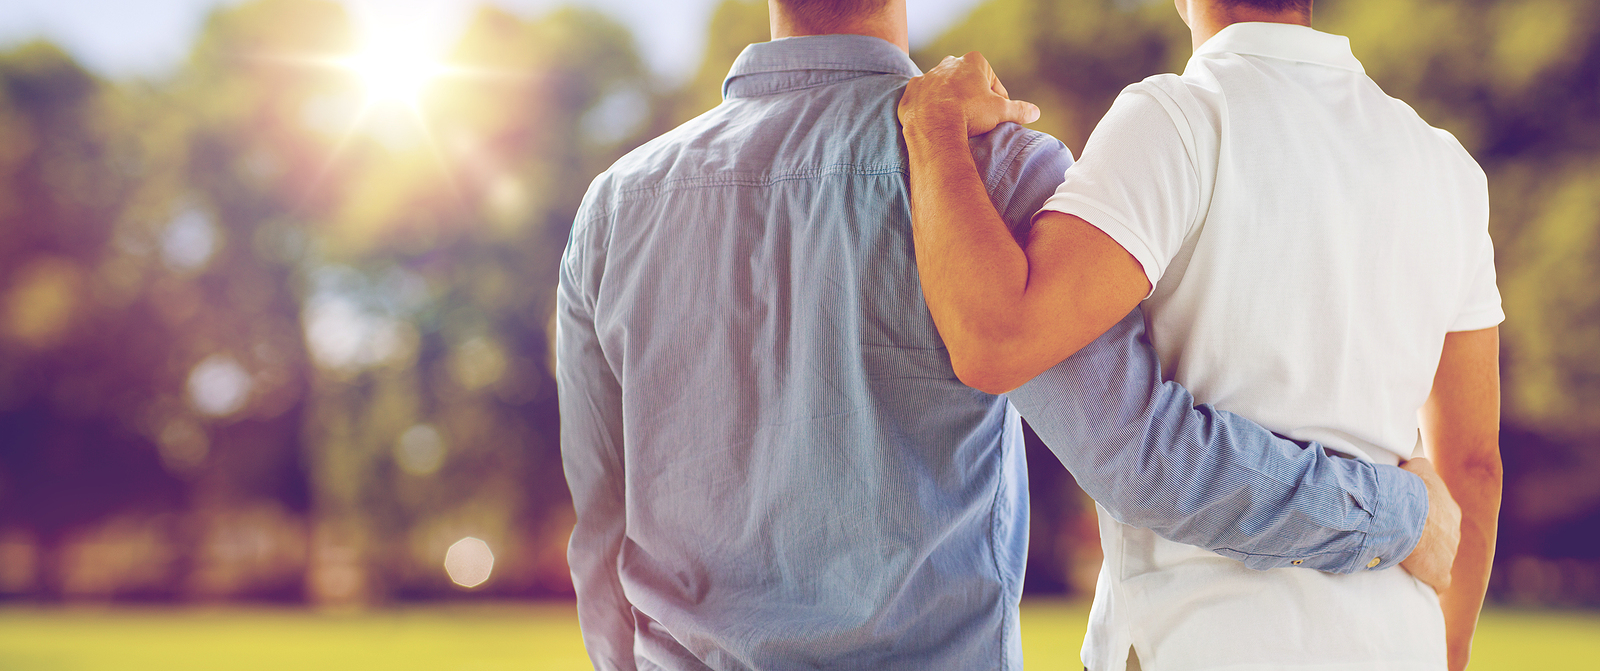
898, 51, 1040, 138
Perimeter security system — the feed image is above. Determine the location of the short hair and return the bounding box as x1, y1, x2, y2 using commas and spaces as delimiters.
775, 0, 893, 32
1221, 0, 1312, 14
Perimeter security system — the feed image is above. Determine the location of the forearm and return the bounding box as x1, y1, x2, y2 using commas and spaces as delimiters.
1437, 457, 1501, 670
897, 54, 1151, 392
902, 118, 1035, 390
1418, 326, 1501, 671
1009, 308, 1427, 572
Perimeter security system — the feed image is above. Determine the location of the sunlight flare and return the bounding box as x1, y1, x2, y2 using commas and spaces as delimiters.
341, 39, 441, 109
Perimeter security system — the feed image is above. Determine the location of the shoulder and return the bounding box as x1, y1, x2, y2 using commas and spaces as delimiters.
1110, 73, 1222, 131
1369, 89, 1488, 196
573, 103, 731, 227
1429, 126, 1487, 191
970, 124, 1070, 195
1411, 107, 1487, 189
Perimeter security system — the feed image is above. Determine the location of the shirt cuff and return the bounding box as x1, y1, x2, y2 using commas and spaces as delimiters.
1357, 463, 1429, 572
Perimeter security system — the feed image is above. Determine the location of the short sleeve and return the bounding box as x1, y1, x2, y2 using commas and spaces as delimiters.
1451, 228, 1504, 331
1037, 83, 1203, 294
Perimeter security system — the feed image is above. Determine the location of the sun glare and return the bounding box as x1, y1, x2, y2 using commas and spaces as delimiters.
278, 3, 518, 197
343, 40, 441, 108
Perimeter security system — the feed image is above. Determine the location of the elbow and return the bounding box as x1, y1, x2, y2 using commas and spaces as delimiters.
949, 349, 1032, 395
1448, 442, 1504, 481
1460, 451, 1504, 487
1439, 446, 1504, 502
940, 312, 1038, 394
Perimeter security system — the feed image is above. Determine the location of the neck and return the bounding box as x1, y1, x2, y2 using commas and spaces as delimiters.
1184, 2, 1311, 51
768, 0, 910, 53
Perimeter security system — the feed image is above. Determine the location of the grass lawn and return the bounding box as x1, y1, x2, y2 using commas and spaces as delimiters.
1, 600, 1596, 669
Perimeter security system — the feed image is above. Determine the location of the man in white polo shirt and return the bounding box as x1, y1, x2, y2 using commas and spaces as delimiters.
897, 0, 1502, 670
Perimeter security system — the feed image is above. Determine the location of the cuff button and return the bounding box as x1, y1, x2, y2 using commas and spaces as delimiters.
1367, 557, 1382, 569
1291, 560, 1303, 565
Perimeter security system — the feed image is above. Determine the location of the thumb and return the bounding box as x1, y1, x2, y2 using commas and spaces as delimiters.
967, 97, 1042, 137
1007, 99, 1041, 125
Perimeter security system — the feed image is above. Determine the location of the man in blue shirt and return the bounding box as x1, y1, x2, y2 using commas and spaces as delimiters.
556, 1, 1457, 668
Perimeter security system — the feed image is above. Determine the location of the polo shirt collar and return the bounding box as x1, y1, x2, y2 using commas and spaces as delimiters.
1194, 22, 1365, 74
723, 34, 921, 99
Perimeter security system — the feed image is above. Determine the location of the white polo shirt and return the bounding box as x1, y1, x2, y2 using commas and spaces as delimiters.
1038, 23, 1502, 671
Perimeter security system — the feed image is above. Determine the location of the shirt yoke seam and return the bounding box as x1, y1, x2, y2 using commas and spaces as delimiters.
611, 162, 909, 201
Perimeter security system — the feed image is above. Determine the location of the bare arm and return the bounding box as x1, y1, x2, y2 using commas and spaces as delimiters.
899, 53, 1148, 393
906, 53, 1461, 587
1418, 327, 1501, 671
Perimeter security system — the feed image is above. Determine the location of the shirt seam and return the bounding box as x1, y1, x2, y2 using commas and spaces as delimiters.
1351, 463, 1384, 570
566, 209, 608, 313
726, 70, 897, 98
1131, 83, 1207, 242
987, 429, 1014, 671
730, 62, 910, 77
614, 163, 909, 200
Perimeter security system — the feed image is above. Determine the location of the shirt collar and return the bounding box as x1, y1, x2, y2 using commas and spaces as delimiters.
1193, 22, 1365, 74
723, 34, 921, 99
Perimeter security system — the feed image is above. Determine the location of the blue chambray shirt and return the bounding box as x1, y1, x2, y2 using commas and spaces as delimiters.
557, 34, 1426, 671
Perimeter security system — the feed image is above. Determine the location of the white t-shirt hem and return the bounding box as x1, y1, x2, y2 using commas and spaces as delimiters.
1450, 306, 1505, 332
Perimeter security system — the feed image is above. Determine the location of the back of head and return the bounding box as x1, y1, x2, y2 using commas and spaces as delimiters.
774, 0, 892, 33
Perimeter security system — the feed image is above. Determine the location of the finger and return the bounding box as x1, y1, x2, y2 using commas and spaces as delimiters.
966, 98, 1042, 136
1002, 98, 1041, 125
966, 51, 1015, 104
953, 51, 1004, 94
962, 51, 992, 75
959, 51, 996, 84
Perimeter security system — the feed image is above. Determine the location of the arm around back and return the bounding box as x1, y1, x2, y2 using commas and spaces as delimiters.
1009, 307, 1431, 574
904, 54, 1430, 573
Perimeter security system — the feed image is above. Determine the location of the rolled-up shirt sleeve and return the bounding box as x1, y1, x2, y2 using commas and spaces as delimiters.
984, 128, 1426, 574
558, 204, 638, 670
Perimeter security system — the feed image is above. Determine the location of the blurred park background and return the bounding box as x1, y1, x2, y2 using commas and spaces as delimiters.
1, 0, 1598, 667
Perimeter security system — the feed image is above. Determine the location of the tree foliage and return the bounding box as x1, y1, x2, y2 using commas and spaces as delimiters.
0, 0, 1597, 606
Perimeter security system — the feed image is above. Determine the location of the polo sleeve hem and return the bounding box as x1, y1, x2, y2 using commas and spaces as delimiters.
1036, 194, 1164, 299
1449, 305, 1504, 333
